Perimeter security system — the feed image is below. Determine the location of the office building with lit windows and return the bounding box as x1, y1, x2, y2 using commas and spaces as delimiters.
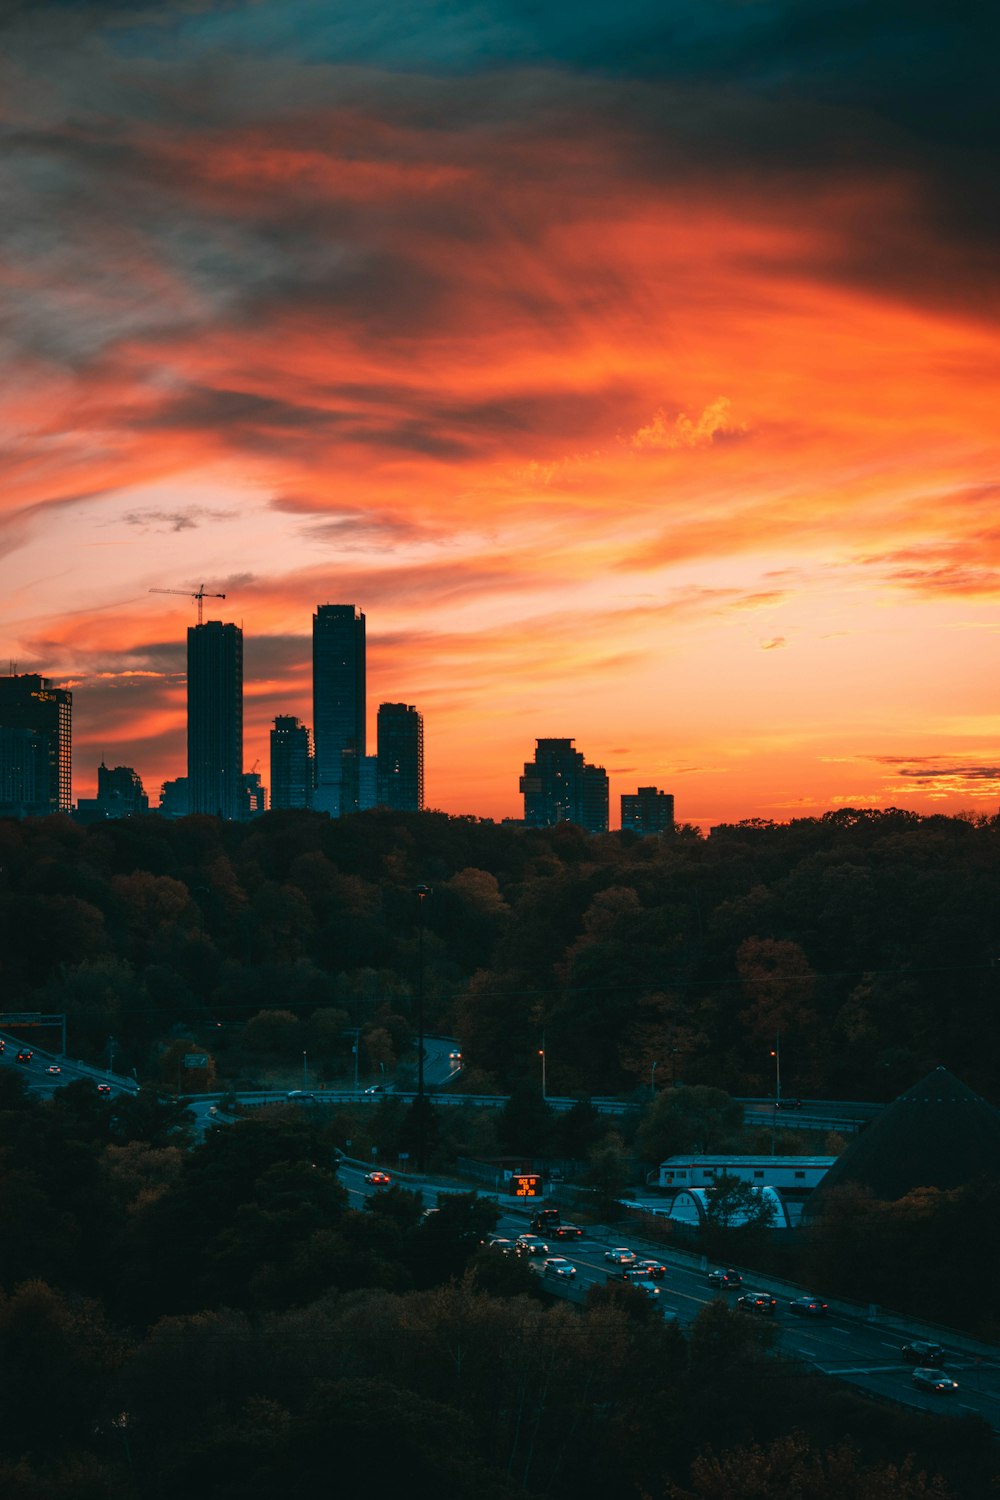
520, 737, 608, 834
187, 620, 243, 820
270, 715, 314, 810
621, 786, 675, 836
313, 604, 366, 816
377, 702, 424, 811
0, 672, 72, 817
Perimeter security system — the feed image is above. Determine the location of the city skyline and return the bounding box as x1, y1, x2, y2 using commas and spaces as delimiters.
1, 3, 997, 828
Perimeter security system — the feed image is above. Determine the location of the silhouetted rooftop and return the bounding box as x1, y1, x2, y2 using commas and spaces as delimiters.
806, 1067, 1000, 1211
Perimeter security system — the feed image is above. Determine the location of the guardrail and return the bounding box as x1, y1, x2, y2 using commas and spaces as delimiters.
185, 1088, 640, 1115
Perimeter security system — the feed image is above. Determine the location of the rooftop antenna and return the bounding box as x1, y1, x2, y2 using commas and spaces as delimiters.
149, 583, 226, 626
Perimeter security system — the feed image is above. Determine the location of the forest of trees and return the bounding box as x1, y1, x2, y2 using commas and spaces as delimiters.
2, 804, 999, 1103
5, 806, 1000, 1493
0, 1068, 995, 1500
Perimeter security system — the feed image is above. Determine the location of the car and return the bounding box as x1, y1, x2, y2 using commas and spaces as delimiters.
604, 1247, 636, 1265
633, 1257, 667, 1280
486, 1237, 514, 1255
364, 1084, 384, 1094
543, 1257, 577, 1279
912, 1367, 958, 1393
552, 1222, 585, 1240
707, 1268, 742, 1289
515, 1235, 549, 1256
788, 1295, 828, 1317
901, 1341, 945, 1366
363, 1170, 391, 1186
737, 1291, 778, 1315
286, 1090, 317, 1102
625, 1277, 661, 1300
46, 1064, 62, 1075
96, 1083, 112, 1095
15, 1049, 32, 1064
776, 1097, 803, 1110
0, 1039, 5, 1051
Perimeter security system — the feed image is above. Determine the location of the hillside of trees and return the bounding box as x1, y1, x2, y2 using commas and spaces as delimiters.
2, 805, 999, 1103
0, 1070, 995, 1500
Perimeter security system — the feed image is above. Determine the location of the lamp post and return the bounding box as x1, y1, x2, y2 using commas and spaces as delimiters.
414, 884, 430, 1170
302, 1050, 308, 1091
650, 1059, 658, 1097
538, 1038, 547, 1101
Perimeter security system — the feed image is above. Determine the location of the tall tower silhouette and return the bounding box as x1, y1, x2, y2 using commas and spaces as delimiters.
187, 620, 243, 819
312, 604, 365, 816
377, 702, 424, 811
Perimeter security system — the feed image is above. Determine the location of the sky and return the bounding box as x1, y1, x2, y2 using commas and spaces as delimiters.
1, 0, 997, 827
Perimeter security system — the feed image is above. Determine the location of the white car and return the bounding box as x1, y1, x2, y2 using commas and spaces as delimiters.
604, 1246, 636, 1265
542, 1257, 577, 1279
515, 1234, 549, 1257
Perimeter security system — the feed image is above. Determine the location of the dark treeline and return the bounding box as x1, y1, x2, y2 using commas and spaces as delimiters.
2, 805, 999, 1101
0, 1072, 993, 1499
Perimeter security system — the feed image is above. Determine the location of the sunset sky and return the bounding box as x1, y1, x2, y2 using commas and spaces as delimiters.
1, 0, 997, 827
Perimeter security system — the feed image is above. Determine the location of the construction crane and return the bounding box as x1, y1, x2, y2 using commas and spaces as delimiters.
149, 583, 226, 626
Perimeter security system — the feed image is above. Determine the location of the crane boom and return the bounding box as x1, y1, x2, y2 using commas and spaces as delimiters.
149, 583, 226, 626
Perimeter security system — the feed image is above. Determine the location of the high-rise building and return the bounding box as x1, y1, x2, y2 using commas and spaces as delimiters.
312, 604, 365, 816
520, 737, 608, 834
359, 754, 378, 812
270, 715, 313, 810
75, 761, 148, 823
187, 620, 243, 819
581, 762, 610, 835
0, 672, 72, 817
241, 770, 267, 818
158, 777, 190, 818
621, 786, 675, 836
377, 702, 424, 811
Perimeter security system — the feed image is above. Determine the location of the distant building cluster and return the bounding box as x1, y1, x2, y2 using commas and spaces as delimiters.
1, 608, 673, 832
161, 603, 426, 821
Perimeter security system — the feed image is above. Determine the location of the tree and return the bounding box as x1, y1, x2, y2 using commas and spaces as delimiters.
0, 1281, 126, 1454
636, 1086, 743, 1164
240, 1009, 301, 1058
673, 1431, 956, 1499
584, 1132, 632, 1219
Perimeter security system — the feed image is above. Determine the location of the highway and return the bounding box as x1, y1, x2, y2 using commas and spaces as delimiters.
2, 1037, 996, 1430
337, 1160, 1000, 1432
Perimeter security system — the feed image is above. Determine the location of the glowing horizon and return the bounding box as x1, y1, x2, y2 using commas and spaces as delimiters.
2, 2, 998, 828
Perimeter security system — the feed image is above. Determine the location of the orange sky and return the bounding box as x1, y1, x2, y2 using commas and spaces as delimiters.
2, 3, 998, 827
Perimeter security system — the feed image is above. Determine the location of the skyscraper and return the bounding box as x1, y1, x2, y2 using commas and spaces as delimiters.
377, 702, 424, 811
0, 672, 72, 817
187, 620, 243, 819
621, 786, 675, 836
270, 715, 313, 810
520, 737, 608, 834
312, 604, 365, 816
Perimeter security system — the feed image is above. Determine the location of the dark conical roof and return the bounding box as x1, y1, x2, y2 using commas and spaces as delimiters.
806, 1068, 1000, 1211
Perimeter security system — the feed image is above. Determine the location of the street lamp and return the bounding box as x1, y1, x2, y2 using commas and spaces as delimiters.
302, 1050, 308, 1091
650, 1059, 658, 1097
414, 884, 431, 1170
538, 1035, 546, 1101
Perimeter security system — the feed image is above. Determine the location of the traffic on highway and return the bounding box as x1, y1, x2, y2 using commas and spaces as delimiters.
336, 1160, 1000, 1431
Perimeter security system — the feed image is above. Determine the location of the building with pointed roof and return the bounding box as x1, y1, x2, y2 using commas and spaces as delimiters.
805, 1066, 1000, 1214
